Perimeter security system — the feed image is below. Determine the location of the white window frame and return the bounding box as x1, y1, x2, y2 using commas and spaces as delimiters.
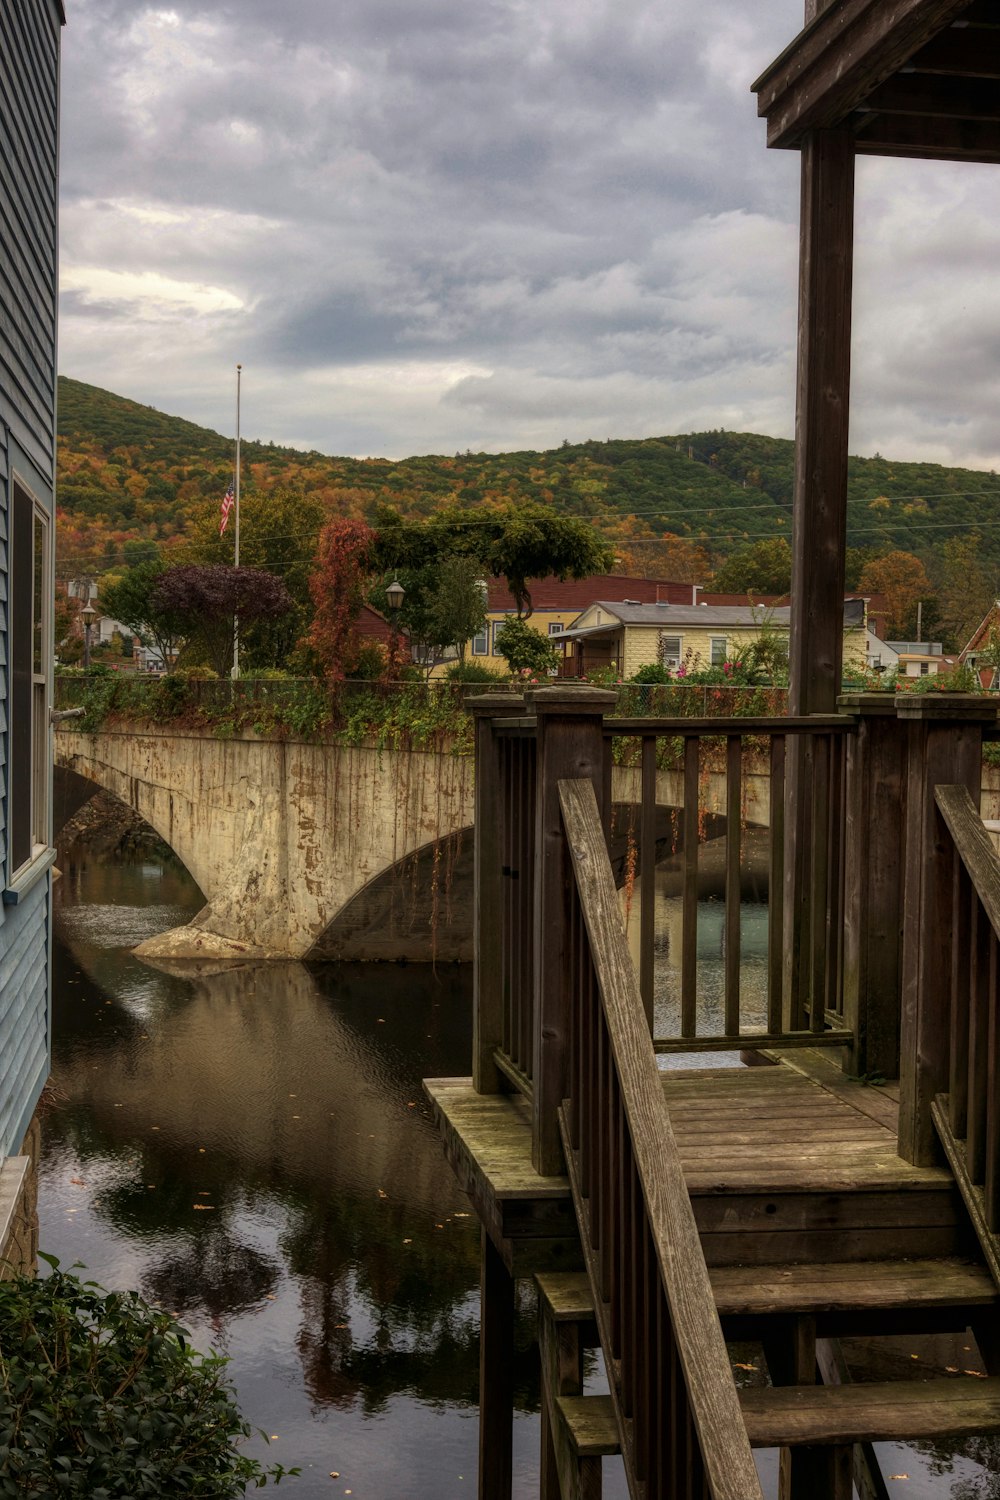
660, 634, 683, 669
710, 636, 727, 666
6, 475, 53, 898
471, 624, 489, 656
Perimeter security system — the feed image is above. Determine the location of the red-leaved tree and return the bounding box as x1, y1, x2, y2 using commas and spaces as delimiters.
152, 565, 293, 677
308, 518, 376, 685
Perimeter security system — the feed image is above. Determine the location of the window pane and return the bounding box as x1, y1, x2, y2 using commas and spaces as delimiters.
661, 634, 682, 667
11, 487, 33, 871
710, 636, 727, 666
33, 514, 44, 675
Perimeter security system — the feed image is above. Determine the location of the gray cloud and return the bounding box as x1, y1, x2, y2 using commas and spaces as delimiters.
57, 2, 1000, 469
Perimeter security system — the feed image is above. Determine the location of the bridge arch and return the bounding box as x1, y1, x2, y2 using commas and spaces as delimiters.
55, 727, 772, 962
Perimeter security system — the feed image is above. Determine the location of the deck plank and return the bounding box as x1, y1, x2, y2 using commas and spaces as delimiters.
740, 1377, 1000, 1447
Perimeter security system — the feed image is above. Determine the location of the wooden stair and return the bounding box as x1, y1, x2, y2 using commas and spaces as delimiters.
740, 1376, 1000, 1446
538, 1255, 1000, 1496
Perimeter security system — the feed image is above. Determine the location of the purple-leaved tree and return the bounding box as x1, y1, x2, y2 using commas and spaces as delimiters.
152, 566, 293, 677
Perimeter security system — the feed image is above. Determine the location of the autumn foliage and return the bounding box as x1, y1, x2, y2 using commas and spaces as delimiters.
308, 518, 378, 685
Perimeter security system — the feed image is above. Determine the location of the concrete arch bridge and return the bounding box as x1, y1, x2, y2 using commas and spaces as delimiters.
54, 725, 772, 962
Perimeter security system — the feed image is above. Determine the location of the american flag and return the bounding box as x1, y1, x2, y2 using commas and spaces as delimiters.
220, 479, 235, 536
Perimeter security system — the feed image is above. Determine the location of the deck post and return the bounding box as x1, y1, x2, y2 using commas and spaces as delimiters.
530, 686, 615, 1177
784, 125, 855, 1028
478, 1227, 515, 1500
471, 694, 528, 1094
897, 694, 997, 1166
840, 693, 907, 1079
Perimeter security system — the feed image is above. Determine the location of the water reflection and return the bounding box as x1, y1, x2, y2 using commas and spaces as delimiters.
43, 851, 547, 1498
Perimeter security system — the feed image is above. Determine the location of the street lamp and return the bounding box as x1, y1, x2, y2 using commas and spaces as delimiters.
80, 603, 96, 671
386, 579, 405, 679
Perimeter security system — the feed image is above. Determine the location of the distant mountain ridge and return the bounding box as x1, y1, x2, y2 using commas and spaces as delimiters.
55, 375, 1000, 582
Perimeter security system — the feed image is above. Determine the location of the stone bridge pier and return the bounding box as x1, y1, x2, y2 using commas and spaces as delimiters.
55, 727, 476, 962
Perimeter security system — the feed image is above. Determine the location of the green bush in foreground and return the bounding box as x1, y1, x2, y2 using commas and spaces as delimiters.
0, 1257, 296, 1496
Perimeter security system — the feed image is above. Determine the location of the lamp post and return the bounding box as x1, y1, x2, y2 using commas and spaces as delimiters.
81, 603, 96, 671
386, 579, 405, 678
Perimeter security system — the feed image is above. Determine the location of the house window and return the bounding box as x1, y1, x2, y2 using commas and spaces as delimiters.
710, 636, 727, 666
492, 620, 507, 656
9, 480, 50, 878
471, 625, 489, 656
920, 662, 930, 676
660, 634, 682, 669
547, 622, 563, 636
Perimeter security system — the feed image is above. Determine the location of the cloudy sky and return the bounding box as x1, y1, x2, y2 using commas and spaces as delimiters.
58, 1, 1000, 466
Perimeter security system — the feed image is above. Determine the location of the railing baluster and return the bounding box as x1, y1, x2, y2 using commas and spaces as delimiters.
950, 860, 972, 1140
640, 733, 657, 1030
519, 739, 532, 1075
810, 734, 831, 1032
768, 733, 786, 1034
826, 728, 846, 1019
682, 735, 700, 1037
610, 1079, 623, 1359
724, 733, 742, 1036
969, 898, 989, 1185
501, 737, 513, 1060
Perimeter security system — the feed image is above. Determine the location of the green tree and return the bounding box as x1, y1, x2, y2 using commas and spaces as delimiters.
426, 557, 488, 662
933, 533, 996, 651
494, 616, 558, 675
373, 502, 614, 616
710, 538, 792, 595
188, 486, 333, 670
99, 559, 189, 666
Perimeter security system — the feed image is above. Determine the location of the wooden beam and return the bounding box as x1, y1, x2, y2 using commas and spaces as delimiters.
865, 74, 1000, 119
788, 129, 854, 715
854, 111, 1000, 161
907, 26, 1000, 75
755, 0, 975, 148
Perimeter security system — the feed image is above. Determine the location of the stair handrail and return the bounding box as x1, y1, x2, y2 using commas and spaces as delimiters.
932, 781, 1000, 1252
558, 775, 764, 1500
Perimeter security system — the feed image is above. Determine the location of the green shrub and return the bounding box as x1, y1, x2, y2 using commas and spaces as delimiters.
630, 664, 673, 685
444, 661, 509, 684
0, 1258, 296, 1496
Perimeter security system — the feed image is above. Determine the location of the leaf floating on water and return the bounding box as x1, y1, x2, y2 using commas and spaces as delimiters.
69, 1177, 87, 1187
377, 1189, 388, 1199
192, 1204, 215, 1211
733, 1362, 756, 1371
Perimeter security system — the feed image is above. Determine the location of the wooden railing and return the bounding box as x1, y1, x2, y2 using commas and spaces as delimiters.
475, 693, 859, 1131
930, 782, 1000, 1272
557, 776, 764, 1500
605, 714, 856, 1054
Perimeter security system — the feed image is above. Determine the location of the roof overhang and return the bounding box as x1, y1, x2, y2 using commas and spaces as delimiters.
753, 0, 1000, 164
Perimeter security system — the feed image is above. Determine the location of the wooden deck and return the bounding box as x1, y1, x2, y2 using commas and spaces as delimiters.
426, 1051, 968, 1275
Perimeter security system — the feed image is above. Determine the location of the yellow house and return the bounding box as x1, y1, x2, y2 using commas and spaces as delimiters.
554, 600, 871, 678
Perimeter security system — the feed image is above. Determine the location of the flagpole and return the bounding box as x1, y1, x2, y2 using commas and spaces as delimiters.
232, 363, 242, 680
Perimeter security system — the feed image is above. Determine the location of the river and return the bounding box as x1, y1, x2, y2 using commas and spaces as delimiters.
38, 847, 1000, 1498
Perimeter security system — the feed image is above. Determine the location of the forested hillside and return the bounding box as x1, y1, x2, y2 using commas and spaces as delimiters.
56, 376, 1000, 646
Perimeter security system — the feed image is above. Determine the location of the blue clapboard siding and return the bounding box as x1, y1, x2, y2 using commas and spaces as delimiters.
0, 875, 49, 1156
0, 0, 61, 1160
0, 0, 61, 485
